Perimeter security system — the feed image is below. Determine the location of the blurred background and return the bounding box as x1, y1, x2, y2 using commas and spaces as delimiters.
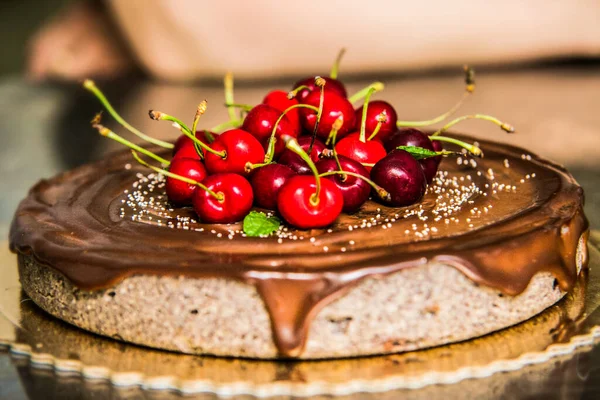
0, 0, 599, 232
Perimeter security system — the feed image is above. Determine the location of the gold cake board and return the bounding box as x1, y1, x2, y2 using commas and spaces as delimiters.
1, 236, 600, 399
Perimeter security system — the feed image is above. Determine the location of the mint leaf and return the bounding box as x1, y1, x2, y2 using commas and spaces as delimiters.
396, 146, 458, 160
243, 211, 281, 237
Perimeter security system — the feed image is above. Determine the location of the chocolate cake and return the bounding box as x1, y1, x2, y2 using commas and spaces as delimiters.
9, 135, 588, 359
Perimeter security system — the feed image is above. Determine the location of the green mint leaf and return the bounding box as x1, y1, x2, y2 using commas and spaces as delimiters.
243, 211, 281, 237
395, 146, 459, 160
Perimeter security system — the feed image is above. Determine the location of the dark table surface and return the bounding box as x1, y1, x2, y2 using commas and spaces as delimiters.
1, 63, 599, 399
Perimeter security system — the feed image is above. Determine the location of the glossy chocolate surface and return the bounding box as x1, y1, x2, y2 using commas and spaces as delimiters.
9, 135, 588, 357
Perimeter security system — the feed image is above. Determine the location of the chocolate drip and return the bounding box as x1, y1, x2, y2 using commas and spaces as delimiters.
9, 135, 589, 357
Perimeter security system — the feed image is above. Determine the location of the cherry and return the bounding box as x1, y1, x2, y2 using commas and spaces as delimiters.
192, 173, 254, 224
354, 100, 398, 142
334, 132, 387, 172
430, 138, 444, 165
277, 175, 343, 229
316, 156, 371, 213
299, 91, 355, 140
204, 129, 265, 176
165, 157, 207, 205
172, 139, 202, 161
385, 128, 439, 183
276, 136, 343, 229
278, 136, 326, 174
241, 104, 299, 156
371, 150, 427, 207
292, 76, 347, 102
250, 163, 296, 210
262, 90, 301, 131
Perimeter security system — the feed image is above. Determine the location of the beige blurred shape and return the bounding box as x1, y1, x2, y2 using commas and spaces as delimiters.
107, 0, 600, 80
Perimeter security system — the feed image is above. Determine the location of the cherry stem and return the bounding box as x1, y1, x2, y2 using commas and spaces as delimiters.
288, 85, 310, 99
348, 82, 384, 104
83, 80, 174, 149
284, 136, 321, 206
224, 72, 236, 122
225, 102, 254, 111
359, 85, 383, 142
191, 100, 208, 139
430, 114, 515, 137
366, 119, 384, 141
319, 170, 391, 202
396, 66, 477, 128
309, 76, 326, 154
327, 116, 345, 177
131, 151, 223, 202
149, 110, 226, 158
93, 123, 170, 165
329, 48, 346, 79
429, 136, 483, 157
211, 118, 242, 132
263, 103, 320, 163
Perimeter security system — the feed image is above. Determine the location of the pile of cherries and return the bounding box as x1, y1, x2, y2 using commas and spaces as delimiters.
85, 51, 513, 230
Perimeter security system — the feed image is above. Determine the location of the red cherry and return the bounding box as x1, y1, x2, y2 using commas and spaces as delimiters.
172, 139, 202, 161
334, 132, 386, 172
263, 90, 301, 131
278, 136, 326, 174
241, 104, 299, 156
316, 156, 371, 213
354, 100, 398, 142
371, 150, 427, 207
165, 158, 207, 205
250, 163, 296, 210
292, 77, 347, 102
192, 173, 253, 223
385, 128, 439, 183
430, 137, 444, 165
299, 91, 356, 141
204, 129, 265, 176
277, 175, 343, 229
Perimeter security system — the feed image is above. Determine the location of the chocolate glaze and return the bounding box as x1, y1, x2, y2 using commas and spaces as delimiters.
9, 135, 589, 358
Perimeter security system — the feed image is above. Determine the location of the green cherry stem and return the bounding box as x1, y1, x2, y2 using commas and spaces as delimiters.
309, 76, 326, 153
263, 103, 320, 163
284, 136, 322, 206
190, 100, 208, 138
396, 65, 476, 128
430, 114, 515, 137
225, 102, 254, 111
319, 170, 391, 202
83, 79, 174, 149
211, 118, 242, 132
288, 85, 310, 99
224, 72, 236, 122
348, 82, 384, 104
429, 136, 483, 157
149, 110, 226, 158
93, 123, 170, 165
326, 116, 345, 177
359, 85, 381, 142
329, 48, 346, 79
131, 151, 223, 201
366, 113, 387, 141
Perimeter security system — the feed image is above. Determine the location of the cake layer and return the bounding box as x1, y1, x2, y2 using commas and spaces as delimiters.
9, 135, 589, 358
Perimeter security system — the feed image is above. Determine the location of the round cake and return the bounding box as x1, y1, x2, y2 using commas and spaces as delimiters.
9, 135, 588, 359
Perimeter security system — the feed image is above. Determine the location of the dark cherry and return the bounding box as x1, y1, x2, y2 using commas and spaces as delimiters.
299, 91, 356, 140
204, 129, 265, 176
354, 100, 398, 142
241, 104, 299, 156
316, 156, 371, 213
250, 163, 296, 210
292, 76, 347, 102
262, 90, 301, 131
277, 175, 343, 229
385, 128, 439, 183
334, 132, 386, 172
278, 136, 326, 174
192, 173, 253, 224
371, 150, 427, 207
430, 137, 444, 166
165, 157, 207, 205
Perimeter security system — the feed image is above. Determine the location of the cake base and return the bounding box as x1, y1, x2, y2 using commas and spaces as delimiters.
1, 239, 599, 398
17, 231, 585, 359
